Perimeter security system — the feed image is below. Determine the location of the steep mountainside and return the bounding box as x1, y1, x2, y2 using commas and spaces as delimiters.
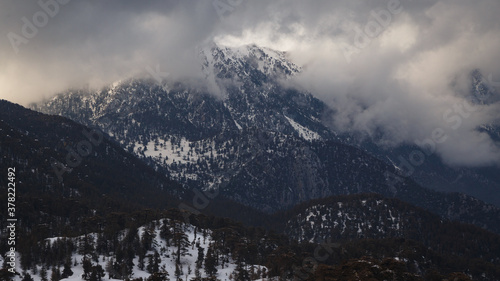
2, 100, 500, 280
0, 100, 183, 236
32, 44, 500, 234
282, 194, 500, 280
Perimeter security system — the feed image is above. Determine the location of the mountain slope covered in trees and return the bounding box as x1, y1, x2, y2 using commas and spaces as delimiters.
1, 100, 500, 280
32, 45, 500, 234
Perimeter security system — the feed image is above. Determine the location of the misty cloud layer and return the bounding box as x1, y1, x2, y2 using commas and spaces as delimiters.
1, 0, 499, 166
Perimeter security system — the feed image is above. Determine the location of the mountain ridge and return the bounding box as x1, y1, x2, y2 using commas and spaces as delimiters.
31, 44, 500, 234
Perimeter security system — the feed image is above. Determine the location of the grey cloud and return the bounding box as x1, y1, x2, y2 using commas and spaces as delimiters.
0, 0, 499, 167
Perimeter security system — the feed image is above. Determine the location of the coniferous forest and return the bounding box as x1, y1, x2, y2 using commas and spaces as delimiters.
2, 2, 500, 280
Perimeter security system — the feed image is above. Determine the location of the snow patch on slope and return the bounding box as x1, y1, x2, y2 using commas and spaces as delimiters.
6, 219, 267, 281
285, 116, 321, 141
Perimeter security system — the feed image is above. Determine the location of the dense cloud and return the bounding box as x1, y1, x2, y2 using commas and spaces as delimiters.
1, 0, 499, 166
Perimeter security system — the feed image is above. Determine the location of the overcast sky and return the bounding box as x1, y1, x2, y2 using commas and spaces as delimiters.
1, 0, 499, 167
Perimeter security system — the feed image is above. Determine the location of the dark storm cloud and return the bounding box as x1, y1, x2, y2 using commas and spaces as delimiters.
0, 0, 499, 166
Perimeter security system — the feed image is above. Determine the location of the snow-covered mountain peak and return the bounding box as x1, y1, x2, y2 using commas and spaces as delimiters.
470, 69, 498, 105
200, 42, 301, 84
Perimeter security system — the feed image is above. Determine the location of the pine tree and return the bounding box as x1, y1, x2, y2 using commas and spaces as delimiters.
195, 245, 204, 279
118, 261, 133, 280
196, 246, 204, 268
22, 273, 34, 281
96, 233, 108, 255
146, 251, 160, 274
79, 235, 95, 257
159, 219, 171, 245
235, 258, 250, 281
204, 244, 218, 278
141, 227, 154, 251
50, 266, 60, 281
160, 264, 170, 280
61, 258, 73, 278
171, 221, 189, 265
250, 264, 260, 280
146, 254, 154, 274
124, 245, 136, 277
82, 257, 92, 280
147, 271, 169, 281
154, 251, 161, 273
105, 259, 116, 279
89, 265, 105, 281
174, 263, 182, 281
138, 250, 145, 271
40, 266, 48, 281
